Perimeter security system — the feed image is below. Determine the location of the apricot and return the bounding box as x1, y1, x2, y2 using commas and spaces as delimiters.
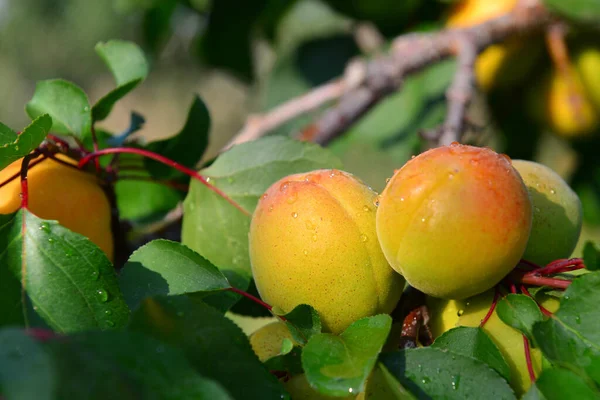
249, 169, 404, 334
529, 67, 599, 138
512, 160, 583, 266
575, 46, 600, 111
376, 144, 532, 299
446, 0, 539, 91
428, 291, 560, 395
249, 321, 295, 362
0, 154, 114, 260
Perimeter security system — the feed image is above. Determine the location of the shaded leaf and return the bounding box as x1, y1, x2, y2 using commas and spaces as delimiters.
381, 347, 516, 400
542, 0, 600, 24
277, 303, 321, 345
0, 115, 52, 171
115, 175, 184, 222
362, 363, 417, 400
496, 294, 544, 342
129, 295, 289, 399
432, 326, 511, 381
145, 95, 210, 179
533, 272, 600, 385
119, 239, 231, 310
0, 210, 129, 332
45, 330, 233, 399
583, 241, 600, 271
26, 79, 92, 139
302, 314, 392, 396
523, 367, 600, 400
0, 328, 56, 400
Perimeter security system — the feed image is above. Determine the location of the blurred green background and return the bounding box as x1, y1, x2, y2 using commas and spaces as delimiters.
1, 0, 598, 254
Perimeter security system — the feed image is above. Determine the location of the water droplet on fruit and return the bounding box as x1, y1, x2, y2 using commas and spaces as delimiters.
96, 289, 109, 303
303, 250, 308, 256
470, 159, 479, 166
457, 309, 464, 317
363, 205, 370, 212
291, 212, 298, 218
279, 182, 290, 192
421, 218, 426, 223
501, 154, 511, 162
360, 234, 368, 242
286, 193, 297, 204
106, 320, 115, 327
400, 197, 405, 202
550, 188, 556, 194
450, 141, 459, 146
448, 173, 454, 180
261, 193, 268, 200
311, 235, 317, 242
268, 205, 274, 212
373, 196, 380, 207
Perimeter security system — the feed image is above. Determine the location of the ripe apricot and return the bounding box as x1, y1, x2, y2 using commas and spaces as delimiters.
249, 169, 404, 334
446, 0, 540, 91
428, 291, 560, 395
512, 160, 583, 266
0, 154, 114, 260
376, 144, 532, 299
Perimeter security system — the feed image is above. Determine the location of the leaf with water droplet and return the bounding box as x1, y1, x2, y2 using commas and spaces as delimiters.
302, 315, 391, 397
0, 115, 52, 171
496, 294, 544, 342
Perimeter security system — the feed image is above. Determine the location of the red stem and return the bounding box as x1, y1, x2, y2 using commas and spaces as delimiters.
90, 125, 101, 173
533, 258, 584, 275
79, 148, 249, 216
523, 335, 536, 383
227, 287, 274, 312
19, 154, 38, 210
520, 285, 553, 317
480, 287, 501, 327
516, 273, 571, 289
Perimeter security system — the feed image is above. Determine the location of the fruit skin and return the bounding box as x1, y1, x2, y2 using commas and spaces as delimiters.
0, 154, 114, 260
376, 144, 532, 299
428, 291, 560, 395
446, 0, 540, 91
249, 321, 295, 362
512, 160, 583, 266
575, 46, 600, 111
249, 169, 404, 334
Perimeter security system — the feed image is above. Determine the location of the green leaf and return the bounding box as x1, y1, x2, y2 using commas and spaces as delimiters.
277, 304, 321, 345
362, 363, 417, 400
533, 272, 600, 385
0, 328, 56, 400
583, 241, 600, 271
95, 40, 149, 87
523, 368, 600, 400
129, 295, 289, 399
542, 0, 600, 24
26, 79, 92, 139
432, 326, 511, 381
0, 115, 52, 171
44, 330, 233, 399
115, 176, 184, 222
145, 95, 211, 179
381, 347, 516, 400
302, 314, 392, 397
496, 294, 544, 342
92, 40, 148, 121
264, 345, 304, 376
119, 240, 231, 310
181, 136, 341, 291
0, 210, 129, 332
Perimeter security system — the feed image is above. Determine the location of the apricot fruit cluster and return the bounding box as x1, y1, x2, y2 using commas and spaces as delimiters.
249, 169, 404, 334
376, 144, 532, 299
0, 154, 114, 261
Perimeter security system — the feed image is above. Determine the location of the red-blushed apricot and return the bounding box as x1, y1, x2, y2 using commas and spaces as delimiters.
249, 169, 404, 334
376, 144, 532, 299
512, 160, 583, 266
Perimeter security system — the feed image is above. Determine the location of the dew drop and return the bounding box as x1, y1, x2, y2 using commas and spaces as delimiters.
360, 234, 368, 243
312, 235, 318, 242
47, 238, 54, 243
261, 193, 268, 200
457, 309, 464, 317
373, 196, 381, 207
279, 182, 290, 192
363, 205, 370, 212
348, 388, 353, 394
450, 141, 460, 146
39, 223, 50, 232
83, 106, 90, 112
105, 310, 112, 316
411, 155, 416, 159
286, 193, 297, 204
421, 218, 426, 223
451, 375, 460, 390
303, 250, 308, 256
268, 205, 274, 212
500, 154, 511, 162
550, 188, 556, 195
400, 197, 405, 202
106, 320, 115, 327
448, 173, 454, 180
422, 377, 431, 384
385, 177, 391, 183
14, 145, 19, 151
291, 212, 298, 218
205, 177, 211, 183
575, 316, 581, 324
91, 270, 100, 280
96, 289, 109, 303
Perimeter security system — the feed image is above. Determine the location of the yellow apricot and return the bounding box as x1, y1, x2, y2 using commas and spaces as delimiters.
249, 321, 295, 362
575, 46, 600, 111
530, 67, 599, 138
512, 160, 583, 266
249, 169, 404, 334
446, 0, 539, 91
0, 154, 114, 260
376, 144, 532, 299
428, 291, 560, 395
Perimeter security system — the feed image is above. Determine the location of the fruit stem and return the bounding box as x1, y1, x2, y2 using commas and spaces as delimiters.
226, 286, 279, 315
79, 148, 249, 216
399, 305, 432, 348
90, 125, 101, 173
480, 287, 501, 328
533, 258, 584, 276
511, 272, 571, 289
19, 153, 39, 210
523, 335, 536, 383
